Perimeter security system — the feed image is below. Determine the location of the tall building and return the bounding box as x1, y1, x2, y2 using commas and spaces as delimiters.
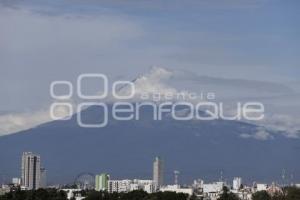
95, 173, 109, 191
153, 156, 164, 187
21, 152, 41, 190
40, 168, 47, 188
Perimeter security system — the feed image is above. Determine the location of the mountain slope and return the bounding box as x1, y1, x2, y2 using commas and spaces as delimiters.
0, 104, 299, 185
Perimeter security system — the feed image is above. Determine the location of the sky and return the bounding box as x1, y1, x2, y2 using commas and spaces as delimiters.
0, 0, 299, 137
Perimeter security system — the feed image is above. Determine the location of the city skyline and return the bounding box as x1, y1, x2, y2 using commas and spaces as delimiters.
1, 151, 299, 200
1, 152, 297, 187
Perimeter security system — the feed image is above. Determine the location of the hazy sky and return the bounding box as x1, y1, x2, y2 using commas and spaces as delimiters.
0, 0, 299, 137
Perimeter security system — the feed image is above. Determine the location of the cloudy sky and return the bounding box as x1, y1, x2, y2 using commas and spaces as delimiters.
0, 0, 299, 137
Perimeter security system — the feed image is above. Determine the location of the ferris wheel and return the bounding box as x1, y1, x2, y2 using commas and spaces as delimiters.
74, 172, 95, 190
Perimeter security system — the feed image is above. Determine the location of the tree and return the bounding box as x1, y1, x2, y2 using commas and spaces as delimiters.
252, 191, 271, 200
286, 187, 300, 200
271, 192, 286, 200
0, 188, 67, 200
189, 194, 197, 200
218, 186, 240, 200
84, 191, 102, 200
121, 190, 148, 200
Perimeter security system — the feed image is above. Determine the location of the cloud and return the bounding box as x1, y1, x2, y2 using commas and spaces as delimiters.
0, 102, 73, 136
1, 0, 299, 111
240, 129, 274, 141
258, 114, 300, 139
0, 6, 142, 55
0, 66, 299, 140
112, 66, 176, 101
115, 67, 300, 140
0, 1, 299, 140
124, 65, 297, 105
131, 66, 178, 97
118, 66, 295, 101
0, 4, 145, 111
1, 65, 299, 140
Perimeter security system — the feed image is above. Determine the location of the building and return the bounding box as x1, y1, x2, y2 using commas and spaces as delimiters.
231, 190, 252, 200
106, 179, 157, 194
0, 185, 10, 196
193, 179, 204, 189
203, 181, 225, 199
12, 178, 21, 186
233, 177, 242, 190
61, 189, 82, 200
40, 168, 47, 188
203, 182, 224, 193
21, 152, 41, 190
153, 156, 164, 187
256, 183, 268, 191
95, 173, 109, 191
107, 180, 132, 193
160, 185, 193, 196
192, 179, 204, 196
144, 183, 157, 194
132, 179, 157, 193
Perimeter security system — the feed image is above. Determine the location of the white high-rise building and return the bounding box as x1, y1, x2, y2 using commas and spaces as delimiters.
153, 156, 164, 187
233, 177, 242, 190
21, 152, 41, 190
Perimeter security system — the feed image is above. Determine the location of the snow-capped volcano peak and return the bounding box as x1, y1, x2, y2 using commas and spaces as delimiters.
115, 66, 180, 101
132, 66, 177, 96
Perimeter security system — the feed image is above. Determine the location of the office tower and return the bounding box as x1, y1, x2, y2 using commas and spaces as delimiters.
21, 152, 41, 190
153, 156, 164, 187
233, 177, 242, 190
40, 168, 47, 188
95, 173, 109, 191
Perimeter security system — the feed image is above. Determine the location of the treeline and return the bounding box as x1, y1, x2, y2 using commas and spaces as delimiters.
79, 190, 189, 200
0, 188, 67, 200
0, 189, 190, 200
252, 187, 300, 200
83, 187, 300, 200
218, 186, 300, 200
0, 186, 299, 200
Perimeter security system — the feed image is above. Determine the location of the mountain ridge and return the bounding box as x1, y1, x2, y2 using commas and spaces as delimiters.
0, 104, 299, 185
